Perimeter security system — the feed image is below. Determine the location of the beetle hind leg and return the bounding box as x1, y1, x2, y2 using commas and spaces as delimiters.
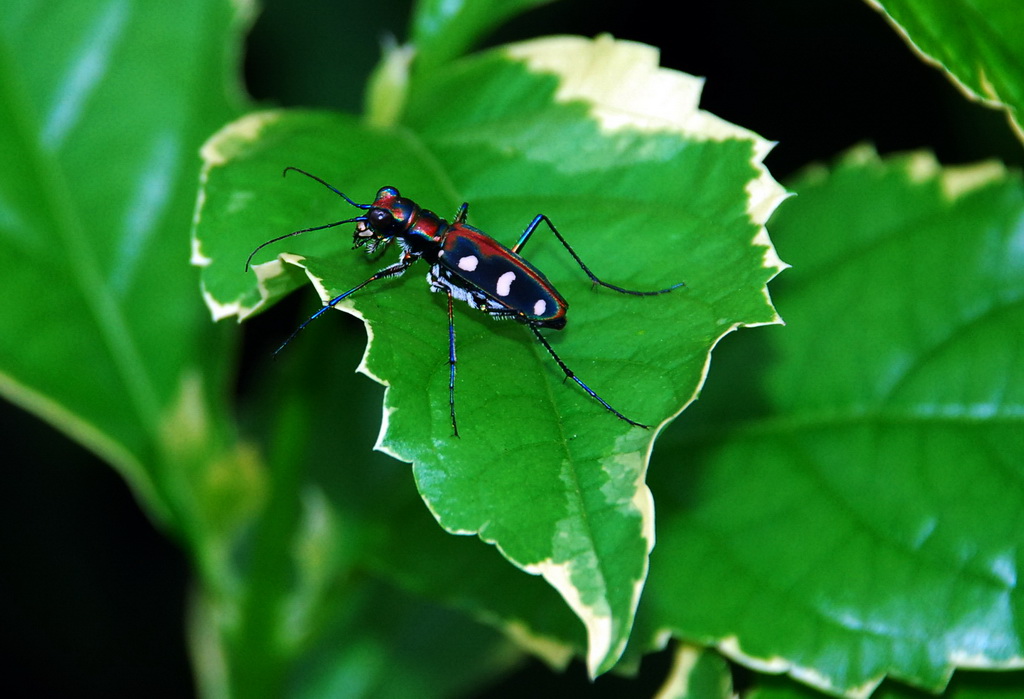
527, 324, 649, 429
513, 214, 685, 296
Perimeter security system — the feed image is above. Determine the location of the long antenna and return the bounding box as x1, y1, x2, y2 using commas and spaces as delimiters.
282, 167, 370, 209
244, 218, 365, 271
243, 168, 372, 271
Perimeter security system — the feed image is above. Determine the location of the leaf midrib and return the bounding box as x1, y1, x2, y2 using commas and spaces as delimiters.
0, 42, 162, 437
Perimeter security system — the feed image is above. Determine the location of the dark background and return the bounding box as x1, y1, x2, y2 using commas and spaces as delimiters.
3, 0, 1020, 696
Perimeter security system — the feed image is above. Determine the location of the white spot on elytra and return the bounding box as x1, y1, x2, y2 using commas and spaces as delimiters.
496, 271, 516, 296
458, 255, 478, 271
533, 299, 547, 316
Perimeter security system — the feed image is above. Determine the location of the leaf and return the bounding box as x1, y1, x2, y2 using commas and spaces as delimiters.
655, 645, 736, 699
866, 0, 1024, 144
643, 147, 1024, 696
0, 0, 247, 527
191, 555, 520, 699
360, 449, 588, 667
194, 35, 785, 674
410, 0, 555, 70
751, 668, 1024, 698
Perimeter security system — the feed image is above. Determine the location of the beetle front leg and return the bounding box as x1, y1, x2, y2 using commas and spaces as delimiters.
273, 256, 415, 357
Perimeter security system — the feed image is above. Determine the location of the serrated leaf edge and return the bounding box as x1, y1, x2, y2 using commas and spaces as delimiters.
864, 0, 1023, 142
192, 111, 292, 322
681, 144, 1024, 699
503, 34, 789, 290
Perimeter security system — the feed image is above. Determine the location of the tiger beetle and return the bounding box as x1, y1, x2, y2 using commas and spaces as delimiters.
246, 167, 684, 436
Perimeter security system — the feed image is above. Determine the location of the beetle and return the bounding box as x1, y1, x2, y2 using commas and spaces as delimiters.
246, 167, 684, 436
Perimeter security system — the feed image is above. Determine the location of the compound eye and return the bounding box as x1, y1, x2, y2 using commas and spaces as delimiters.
368, 208, 393, 229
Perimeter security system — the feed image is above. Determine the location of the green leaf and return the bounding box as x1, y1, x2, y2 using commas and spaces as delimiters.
655, 645, 735, 699
0, 0, 247, 529
361, 450, 587, 667
867, 0, 1024, 144
194, 35, 785, 675
644, 146, 1024, 696
410, 0, 555, 70
751, 668, 1024, 698
191, 566, 520, 699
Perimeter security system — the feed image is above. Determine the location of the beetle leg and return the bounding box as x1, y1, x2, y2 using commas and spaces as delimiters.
527, 324, 649, 429
273, 256, 416, 357
445, 285, 459, 437
512, 214, 684, 296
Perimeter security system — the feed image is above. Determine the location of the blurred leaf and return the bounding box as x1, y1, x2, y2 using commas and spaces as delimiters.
194, 36, 786, 674
867, 0, 1024, 144
410, 0, 555, 70
751, 667, 1024, 698
284, 582, 520, 698
0, 0, 247, 529
191, 567, 520, 699
186, 306, 525, 697
642, 147, 1024, 696
654, 645, 735, 699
